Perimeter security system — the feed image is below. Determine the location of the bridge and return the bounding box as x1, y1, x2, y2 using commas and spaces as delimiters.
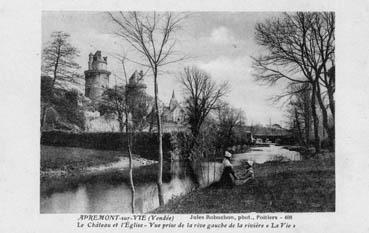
253, 133, 294, 144
250, 126, 294, 144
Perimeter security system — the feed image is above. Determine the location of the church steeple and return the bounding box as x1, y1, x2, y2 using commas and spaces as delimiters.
169, 90, 178, 110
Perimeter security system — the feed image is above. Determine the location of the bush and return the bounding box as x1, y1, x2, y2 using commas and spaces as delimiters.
41, 128, 254, 163
321, 138, 333, 150
41, 131, 175, 161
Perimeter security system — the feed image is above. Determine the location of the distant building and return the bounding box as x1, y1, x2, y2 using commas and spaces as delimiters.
147, 91, 187, 133
162, 91, 186, 124
84, 51, 111, 101
271, 124, 283, 130
84, 111, 120, 132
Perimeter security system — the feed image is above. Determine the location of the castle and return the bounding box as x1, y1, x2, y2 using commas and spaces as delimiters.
84, 51, 111, 101
83, 51, 185, 132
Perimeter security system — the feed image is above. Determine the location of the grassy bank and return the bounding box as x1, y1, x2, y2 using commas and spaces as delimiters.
154, 153, 335, 213
41, 145, 124, 171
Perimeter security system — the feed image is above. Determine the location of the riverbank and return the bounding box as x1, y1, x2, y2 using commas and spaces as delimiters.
154, 152, 335, 213
41, 145, 157, 171
40, 145, 158, 196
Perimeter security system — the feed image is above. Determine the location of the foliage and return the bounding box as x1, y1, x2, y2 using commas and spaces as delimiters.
41, 131, 174, 161
215, 101, 246, 150
126, 84, 152, 132
42, 31, 81, 90
253, 12, 335, 152
172, 116, 250, 162
51, 89, 86, 129
286, 83, 312, 147
41, 31, 82, 128
99, 84, 151, 132
180, 66, 229, 141
41, 75, 86, 130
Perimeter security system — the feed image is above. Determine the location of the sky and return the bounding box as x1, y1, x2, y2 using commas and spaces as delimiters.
42, 11, 288, 127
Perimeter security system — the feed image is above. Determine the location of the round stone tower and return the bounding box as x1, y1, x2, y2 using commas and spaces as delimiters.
125, 70, 147, 90
84, 51, 111, 101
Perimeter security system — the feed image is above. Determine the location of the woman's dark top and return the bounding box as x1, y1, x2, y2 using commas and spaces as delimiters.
219, 158, 237, 188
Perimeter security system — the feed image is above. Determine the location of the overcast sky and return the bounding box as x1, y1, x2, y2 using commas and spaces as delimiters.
42, 11, 289, 126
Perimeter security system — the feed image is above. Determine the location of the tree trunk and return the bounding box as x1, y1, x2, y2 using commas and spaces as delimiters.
315, 80, 334, 151
124, 105, 135, 213
303, 99, 311, 147
302, 88, 311, 147
310, 82, 320, 154
154, 69, 164, 206
118, 113, 124, 132
42, 50, 59, 129
127, 137, 135, 213
149, 113, 154, 133
327, 87, 335, 119
327, 87, 335, 152
41, 104, 48, 128
294, 108, 304, 146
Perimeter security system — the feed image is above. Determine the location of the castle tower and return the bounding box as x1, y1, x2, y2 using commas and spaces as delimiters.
84, 51, 111, 101
125, 70, 147, 90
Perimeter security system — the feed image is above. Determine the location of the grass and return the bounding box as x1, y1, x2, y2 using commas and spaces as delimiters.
154, 154, 335, 213
41, 145, 124, 171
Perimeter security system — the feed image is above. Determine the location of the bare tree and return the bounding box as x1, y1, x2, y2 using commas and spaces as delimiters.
120, 57, 135, 214
253, 12, 335, 152
108, 12, 186, 206
276, 83, 312, 147
296, 85, 312, 146
100, 56, 150, 213
216, 101, 245, 151
180, 66, 229, 142
99, 81, 137, 213
41, 31, 81, 127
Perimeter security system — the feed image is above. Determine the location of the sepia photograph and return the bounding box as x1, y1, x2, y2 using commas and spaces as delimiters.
40, 11, 335, 214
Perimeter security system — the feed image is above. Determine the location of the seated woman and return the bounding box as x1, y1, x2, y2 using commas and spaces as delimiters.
244, 160, 254, 179
219, 151, 238, 188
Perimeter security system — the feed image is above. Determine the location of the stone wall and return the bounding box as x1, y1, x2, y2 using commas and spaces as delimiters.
84, 71, 110, 100
84, 111, 120, 132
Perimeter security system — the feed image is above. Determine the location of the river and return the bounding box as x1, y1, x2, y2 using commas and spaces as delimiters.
40, 145, 300, 213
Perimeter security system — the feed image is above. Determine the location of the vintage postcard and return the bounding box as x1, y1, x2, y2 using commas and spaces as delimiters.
1, 0, 369, 233
40, 11, 336, 215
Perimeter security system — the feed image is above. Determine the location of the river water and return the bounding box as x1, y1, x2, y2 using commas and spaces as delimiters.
40, 145, 300, 213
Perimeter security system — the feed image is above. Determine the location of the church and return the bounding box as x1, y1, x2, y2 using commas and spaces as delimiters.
162, 91, 186, 124
146, 90, 187, 133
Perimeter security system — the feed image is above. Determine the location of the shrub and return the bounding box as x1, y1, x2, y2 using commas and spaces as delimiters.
41, 131, 174, 161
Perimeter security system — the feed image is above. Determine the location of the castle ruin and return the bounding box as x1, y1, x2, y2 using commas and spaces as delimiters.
84, 51, 111, 101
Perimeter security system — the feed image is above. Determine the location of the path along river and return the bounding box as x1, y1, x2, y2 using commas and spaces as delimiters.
40, 145, 300, 213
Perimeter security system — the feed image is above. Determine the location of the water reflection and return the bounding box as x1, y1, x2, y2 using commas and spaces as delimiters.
233, 145, 301, 164
41, 161, 206, 213
40, 145, 300, 213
